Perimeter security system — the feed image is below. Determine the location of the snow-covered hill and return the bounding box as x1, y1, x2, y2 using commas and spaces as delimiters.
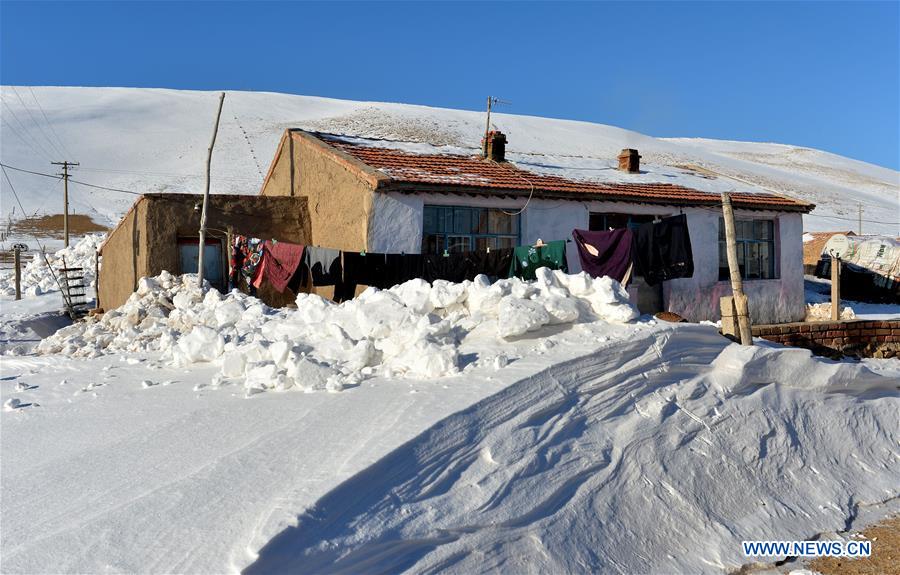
1, 86, 897, 240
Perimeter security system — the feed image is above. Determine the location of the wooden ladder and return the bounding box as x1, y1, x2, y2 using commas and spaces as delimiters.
58, 257, 88, 318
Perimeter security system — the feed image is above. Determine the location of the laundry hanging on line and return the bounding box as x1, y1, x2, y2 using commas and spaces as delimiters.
262, 240, 305, 293
231, 236, 266, 289
572, 228, 633, 283
305, 246, 343, 287
630, 214, 694, 286
509, 240, 568, 281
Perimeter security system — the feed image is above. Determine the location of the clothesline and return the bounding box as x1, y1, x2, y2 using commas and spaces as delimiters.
229, 235, 571, 300
228, 214, 693, 301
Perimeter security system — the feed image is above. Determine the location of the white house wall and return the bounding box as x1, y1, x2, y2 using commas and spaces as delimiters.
367, 191, 805, 324
661, 209, 806, 324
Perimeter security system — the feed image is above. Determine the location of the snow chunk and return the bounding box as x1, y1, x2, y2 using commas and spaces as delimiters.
498, 296, 551, 339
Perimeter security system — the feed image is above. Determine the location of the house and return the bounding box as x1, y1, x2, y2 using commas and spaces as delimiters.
97, 193, 309, 310
259, 129, 815, 324
803, 230, 855, 274
808, 232, 900, 302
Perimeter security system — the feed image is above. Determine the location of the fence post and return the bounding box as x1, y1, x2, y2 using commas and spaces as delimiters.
94, 249, 101, 310
830, 255, 841, 321
13, 247, 21, 301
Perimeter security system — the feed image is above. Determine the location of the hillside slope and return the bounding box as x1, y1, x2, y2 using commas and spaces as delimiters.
1, 86, 897, 238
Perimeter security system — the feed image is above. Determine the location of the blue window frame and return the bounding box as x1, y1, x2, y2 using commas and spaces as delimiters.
718, 218, 777, 280
422, 205, 520, 254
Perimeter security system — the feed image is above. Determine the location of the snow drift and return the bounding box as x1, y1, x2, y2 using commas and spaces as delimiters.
0, 233, 105, 298
37, 269, 638, 392
244, 326, 900, 574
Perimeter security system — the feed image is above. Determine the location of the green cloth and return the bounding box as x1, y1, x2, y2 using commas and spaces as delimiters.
509, 240, 568, 280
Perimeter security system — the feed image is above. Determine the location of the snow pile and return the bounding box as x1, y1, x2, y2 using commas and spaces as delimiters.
805, 301, 856, 321
37, 269, 638, 393
0, 233, 105, 298
243, 326, 900, 575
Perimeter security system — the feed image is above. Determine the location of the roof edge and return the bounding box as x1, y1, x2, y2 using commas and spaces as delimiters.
292, 130, 393, 190
98, 195, 147, 254
381, 181, 815, 213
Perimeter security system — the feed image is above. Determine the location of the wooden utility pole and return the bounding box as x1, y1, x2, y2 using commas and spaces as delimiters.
483, 96, 493, 157
831, 255, 841, 321
51, 161, 79, 247
225, 226, 234, 290
13, 246, 21, 300
721, 192, 753, 345
198, 92, 226, 288
94, 249, 101, 310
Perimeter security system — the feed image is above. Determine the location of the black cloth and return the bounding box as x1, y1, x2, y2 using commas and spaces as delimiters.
306, 247, 342, 287
474, 248, 514, 280
385, 253, 425, 287
342, 252, 386, 288
423, 252, 470, 283
631, 214, 694, 286
423, 248, 514, 283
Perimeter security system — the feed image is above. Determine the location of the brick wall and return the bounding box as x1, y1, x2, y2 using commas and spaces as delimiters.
752, 319, 900, 356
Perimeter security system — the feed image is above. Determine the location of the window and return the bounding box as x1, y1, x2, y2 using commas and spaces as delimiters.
718, 219, 777, 280
422, 205, 520, 254
589, 213, 659, 231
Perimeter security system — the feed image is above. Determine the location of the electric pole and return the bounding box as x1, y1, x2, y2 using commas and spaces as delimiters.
52, 160, 79, 247
858, 202, 862, 235
198, 92, 226, 289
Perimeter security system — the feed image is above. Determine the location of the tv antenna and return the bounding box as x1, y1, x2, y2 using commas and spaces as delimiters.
484, 96, 511, 153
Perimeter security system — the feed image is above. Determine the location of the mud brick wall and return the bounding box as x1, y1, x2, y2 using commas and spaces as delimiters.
752, 320, 900, 355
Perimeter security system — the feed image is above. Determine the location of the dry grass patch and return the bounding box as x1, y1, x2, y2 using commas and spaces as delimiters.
810, 514, 900, 575
9, 214, 109, 238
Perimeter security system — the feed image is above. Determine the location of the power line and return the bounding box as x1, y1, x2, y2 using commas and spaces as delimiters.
0, 163, 71, 310
0, 115, 52, 162
10, 86, 65, 159
0, 162, 140, 195
28, 87, 74, 159
68, 177, 142, 195
77, 165, 262, 182
804, 212, 898, 226
0, 163, 62, 180
1, 99, 54, 160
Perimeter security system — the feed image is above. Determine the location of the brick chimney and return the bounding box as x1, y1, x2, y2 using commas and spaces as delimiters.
482, 130, 507, 162
617, 148, 641, 173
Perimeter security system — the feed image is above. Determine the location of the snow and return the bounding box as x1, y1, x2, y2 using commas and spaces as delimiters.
245, 328, 899, 574
0, 233, 104, 298
35, 269, 638, 391
1, 87, 897, 247
3, 315, 898, 573
0, 292, 74, 355
2, 85, 899, 573
805, 275, 900, 321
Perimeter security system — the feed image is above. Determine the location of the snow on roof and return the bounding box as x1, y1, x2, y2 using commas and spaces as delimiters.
322, 134, 813, 211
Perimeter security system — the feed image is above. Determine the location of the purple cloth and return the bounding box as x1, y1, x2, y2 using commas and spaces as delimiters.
572, 228, 633, 282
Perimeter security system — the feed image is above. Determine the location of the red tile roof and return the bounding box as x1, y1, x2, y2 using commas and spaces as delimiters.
325, 137, 813, 212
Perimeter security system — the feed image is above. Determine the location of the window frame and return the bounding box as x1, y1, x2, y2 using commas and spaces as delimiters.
422, 205, 521, 254
718, 218, 779, 281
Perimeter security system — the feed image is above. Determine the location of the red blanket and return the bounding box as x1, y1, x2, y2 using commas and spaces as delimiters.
262, 241, 305, 292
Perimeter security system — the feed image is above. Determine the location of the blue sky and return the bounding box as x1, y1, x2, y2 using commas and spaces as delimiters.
2, 1, 898, 169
